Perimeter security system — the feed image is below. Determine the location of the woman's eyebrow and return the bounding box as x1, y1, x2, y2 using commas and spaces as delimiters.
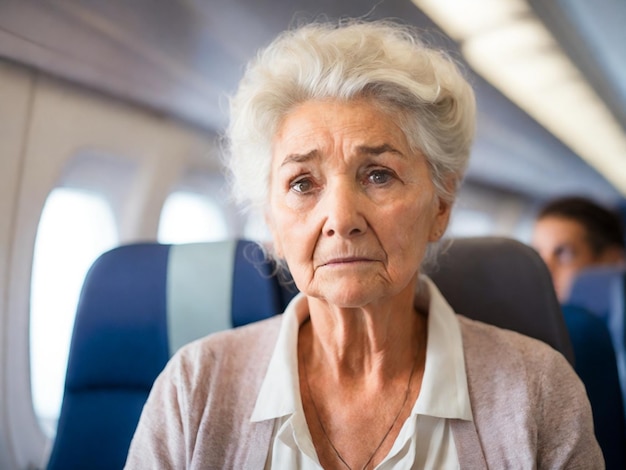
279, 149, 319, 167
357, 144, 406, 158
279, 144, 404, 168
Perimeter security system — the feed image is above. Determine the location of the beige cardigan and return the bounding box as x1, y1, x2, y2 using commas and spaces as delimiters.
125, 315, 603, 469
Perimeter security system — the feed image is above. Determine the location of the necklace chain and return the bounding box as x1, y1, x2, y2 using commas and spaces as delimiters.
302, 351, 418, 470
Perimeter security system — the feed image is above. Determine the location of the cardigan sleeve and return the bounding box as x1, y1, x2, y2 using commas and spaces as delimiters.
123, 318, 280, 470
458, 316, 604, 469
535, 350, 605, 469
124, 343, 203, 470
124, 340, 215, 470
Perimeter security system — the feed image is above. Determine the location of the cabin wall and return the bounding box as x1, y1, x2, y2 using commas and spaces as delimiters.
0, 58, 217, 469
0, 60, 41, 470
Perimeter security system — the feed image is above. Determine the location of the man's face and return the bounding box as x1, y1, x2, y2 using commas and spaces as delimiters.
532, 216, 600, 302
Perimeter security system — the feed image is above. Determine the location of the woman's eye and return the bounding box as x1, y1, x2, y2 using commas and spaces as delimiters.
367, 169, 393, 185
290, 177, 313, 193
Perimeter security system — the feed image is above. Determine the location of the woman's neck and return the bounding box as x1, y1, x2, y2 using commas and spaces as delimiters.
301, 284, 428, 382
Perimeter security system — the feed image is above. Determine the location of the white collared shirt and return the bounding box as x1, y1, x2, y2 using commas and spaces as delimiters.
251, 276, 473, 469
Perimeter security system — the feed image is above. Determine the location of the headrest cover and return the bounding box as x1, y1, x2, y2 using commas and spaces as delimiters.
167, 240, 238, 354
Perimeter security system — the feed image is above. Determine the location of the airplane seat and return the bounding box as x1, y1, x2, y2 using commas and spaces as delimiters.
565, 266, 626, 413
423, 237, 575, 363
425, 237, 623, 468
561, 304, 626, 469
46, 239, 284, 470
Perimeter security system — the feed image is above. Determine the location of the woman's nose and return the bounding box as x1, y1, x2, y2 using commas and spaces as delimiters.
320, 180, 367, 238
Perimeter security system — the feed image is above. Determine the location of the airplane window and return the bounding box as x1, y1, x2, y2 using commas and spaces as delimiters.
30, 188, 118, 437
158, 191, 228, 244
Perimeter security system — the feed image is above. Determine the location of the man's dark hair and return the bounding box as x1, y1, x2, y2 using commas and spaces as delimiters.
538, 196, 625, 255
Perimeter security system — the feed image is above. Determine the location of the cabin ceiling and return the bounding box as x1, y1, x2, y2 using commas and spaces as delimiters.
0, 0, 624, 204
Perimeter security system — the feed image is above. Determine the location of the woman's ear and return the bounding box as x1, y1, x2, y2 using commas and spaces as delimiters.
429, 194, 453, 242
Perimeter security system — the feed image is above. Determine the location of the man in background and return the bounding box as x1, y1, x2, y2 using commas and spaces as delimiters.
532, 196, 625, 302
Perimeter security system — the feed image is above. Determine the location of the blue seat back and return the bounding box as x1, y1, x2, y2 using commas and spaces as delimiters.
46, 240, 285, 470
562, 304, 626, 469
565, 266, 626, 414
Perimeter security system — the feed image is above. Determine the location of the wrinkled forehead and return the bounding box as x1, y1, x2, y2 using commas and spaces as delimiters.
270, 99, 416, 163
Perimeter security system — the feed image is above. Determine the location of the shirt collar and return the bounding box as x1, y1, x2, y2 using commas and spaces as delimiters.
414, 276, 473, 420
251, 275, 472, 423
251, 293, 308, 422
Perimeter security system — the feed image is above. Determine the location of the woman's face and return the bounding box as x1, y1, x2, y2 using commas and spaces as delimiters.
532, 216, 599, 302
267, 99, 451, 308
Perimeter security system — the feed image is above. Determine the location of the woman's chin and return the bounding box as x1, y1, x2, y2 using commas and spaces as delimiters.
309, 283, 385, 309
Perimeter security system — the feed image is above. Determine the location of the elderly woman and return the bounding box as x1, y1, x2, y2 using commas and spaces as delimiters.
125, 20, 602, 469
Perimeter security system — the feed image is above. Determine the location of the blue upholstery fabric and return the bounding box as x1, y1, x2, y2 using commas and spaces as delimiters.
47, 392, 150, 470
47, 243, 171, 470
565, 266, 626, 418
47, 240, 283, 470
562, 304, 626, 470
231, 240, 285, 326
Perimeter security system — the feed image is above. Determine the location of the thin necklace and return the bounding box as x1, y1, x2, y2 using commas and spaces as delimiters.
302, 350, 418, 470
